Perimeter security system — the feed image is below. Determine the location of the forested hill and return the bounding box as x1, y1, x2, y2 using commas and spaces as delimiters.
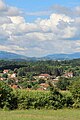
42, 52, 80, 60
0, 51, 80, 60
0, 51, 27, 60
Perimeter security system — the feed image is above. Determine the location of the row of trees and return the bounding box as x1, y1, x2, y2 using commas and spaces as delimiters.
0, 59, 80, 76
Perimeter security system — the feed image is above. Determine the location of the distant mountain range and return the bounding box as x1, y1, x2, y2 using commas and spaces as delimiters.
42, 53, 80, 60
0, 51, 80, 61
0, 51, 27, 60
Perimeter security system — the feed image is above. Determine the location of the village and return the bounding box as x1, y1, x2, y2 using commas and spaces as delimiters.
0, 68, 74, 90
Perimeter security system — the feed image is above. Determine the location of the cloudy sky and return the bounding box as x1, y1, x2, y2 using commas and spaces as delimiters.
0, 0, 80, 57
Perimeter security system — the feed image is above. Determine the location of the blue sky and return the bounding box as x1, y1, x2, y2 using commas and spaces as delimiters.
0, 0, 80, 57
5, 0, 80, 22
5, 0, 80, 10
5, 0, 80, 8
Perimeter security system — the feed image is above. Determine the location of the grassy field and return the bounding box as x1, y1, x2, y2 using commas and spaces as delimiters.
0, 109, 80, 120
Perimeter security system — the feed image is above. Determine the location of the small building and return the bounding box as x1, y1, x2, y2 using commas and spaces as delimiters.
11, 85, 19, 89
63, 72, 73, 78
52, 76, 59, 86
3, 69, 9, 74
10, 73, 16, 78
40, 83, 49, 90
0, 77, 4, 81
39, 74, 50, 79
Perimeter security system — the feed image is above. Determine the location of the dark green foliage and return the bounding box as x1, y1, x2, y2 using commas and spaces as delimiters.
26, 72, 35, 81
54, 68, 62, 76
17, 68, 26, 77
49, 88, 63, 109
0, 59, 80, 78
69, 78, 80, 108
0, 82, 75, 110
61, 92, 74, 108
14, 89, 62, 110
0, 81, 14, 109
56, 77, 70, 90
6, 78, 16, 85
38, 79, 45, 84
2, 73, 8, 78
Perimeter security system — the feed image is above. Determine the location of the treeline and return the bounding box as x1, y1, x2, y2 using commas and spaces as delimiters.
0, 59, 80, 76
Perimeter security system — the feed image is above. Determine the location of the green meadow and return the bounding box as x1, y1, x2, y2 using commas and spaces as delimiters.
0, 109, 80, 120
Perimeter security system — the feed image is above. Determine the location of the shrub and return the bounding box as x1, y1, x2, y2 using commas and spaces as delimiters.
14, 90, 50, 109
14, 88, 64, 110
56, 77, 70, 90
0, 81, 75, 110
61, 91, 73, 108
49, 88, 63, 109
69, 79, 80, 108
0, 81, 12, 109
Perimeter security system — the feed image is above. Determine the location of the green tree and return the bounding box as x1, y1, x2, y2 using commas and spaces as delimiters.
56, 77, 70, 90
17, 68, 26, 77
2, 73, 8, 78
0, 81, 12, 109
69, 78, 80, 108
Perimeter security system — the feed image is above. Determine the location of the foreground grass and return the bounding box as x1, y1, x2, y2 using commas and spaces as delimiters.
0, 109, 80, 120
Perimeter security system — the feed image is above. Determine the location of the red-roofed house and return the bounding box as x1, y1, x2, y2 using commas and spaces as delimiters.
40, 83, 49, 90
10, 73, 16, 78
39, 74, 50, 79
3, 69, 9, 74
63, 72, 73, 78
11, 85, 19, 89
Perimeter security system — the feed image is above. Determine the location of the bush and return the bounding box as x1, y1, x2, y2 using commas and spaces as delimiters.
69, 79, 80, 108
0, 81, 13, 109
61, 91, 74, 108
14, 90, 50, 109
56, 77, 70, 90
49, 88, 63, 109
14, 88, 65, 110
0, 81, 75, 110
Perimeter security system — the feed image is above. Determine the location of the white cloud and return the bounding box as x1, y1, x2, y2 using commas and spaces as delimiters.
0, 16, 11, 24
0, 0, 80, 57
0, 0, 20, 16
7, 6, 20, 16
0, 0, 7, 11
9, 16, 25, 24
75, 6, 80, 16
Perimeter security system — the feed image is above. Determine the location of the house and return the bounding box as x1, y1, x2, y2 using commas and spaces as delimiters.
63, 72, 73, 78
10, 73, 16, 78
11, 85, 19, 89
40, 83, 49, 90
37, 88, 44, 91
52, 76, 59, 82
52, 76, 59, 86
0, 77, 4, 81
39, 74, 50, 79
3, 69, 9, 74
